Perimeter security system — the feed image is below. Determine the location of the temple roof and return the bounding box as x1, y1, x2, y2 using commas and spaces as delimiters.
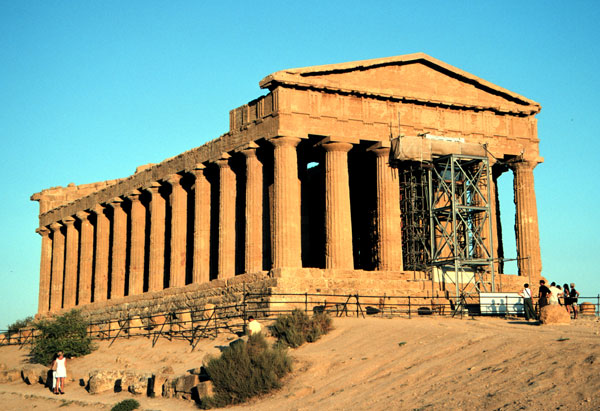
259, 53, 540, 115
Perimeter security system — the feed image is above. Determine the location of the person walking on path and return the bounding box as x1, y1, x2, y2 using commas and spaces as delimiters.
570, 283, 580, 319
51, 351, 67, 394
519, 283, 536, 321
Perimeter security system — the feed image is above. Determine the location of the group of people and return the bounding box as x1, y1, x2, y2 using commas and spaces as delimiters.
519, 280, 580, 321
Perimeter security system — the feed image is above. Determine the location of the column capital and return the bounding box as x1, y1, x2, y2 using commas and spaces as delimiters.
215, 153, 231, 168
368, 145, 390, 157
36, 227, 50, 237
509, 159, 538, 172
49, 222, 63, 232
144, 181, 162, 194
91, 203, 106, 215
63, 216, 76, 226
321, 141, 353, 153
270, 136, 301, 149
126, 189, 143, 201
108, 197, 124, 208
238, 141, 260, 156
165, 173, 183, 186
75, 210, 90, 221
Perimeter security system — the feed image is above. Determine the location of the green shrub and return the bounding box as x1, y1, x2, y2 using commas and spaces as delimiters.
7, 316, 34, 334
201, 333, 292, 408
111, 399, 140, 411
30, 310, 95, 365
270, 309, 332, 348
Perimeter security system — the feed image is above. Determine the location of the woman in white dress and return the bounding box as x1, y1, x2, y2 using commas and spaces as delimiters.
51, 351, 67, 394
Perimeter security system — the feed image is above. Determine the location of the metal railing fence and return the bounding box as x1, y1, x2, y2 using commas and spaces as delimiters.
1, 292, 598, 347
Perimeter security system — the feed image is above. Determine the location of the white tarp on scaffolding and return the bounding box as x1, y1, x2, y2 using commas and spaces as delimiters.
480, 292, 523, 315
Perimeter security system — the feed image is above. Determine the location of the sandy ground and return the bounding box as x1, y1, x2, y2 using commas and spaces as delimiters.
1, 315, 599, 410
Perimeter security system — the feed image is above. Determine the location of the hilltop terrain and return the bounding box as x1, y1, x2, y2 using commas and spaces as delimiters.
0, 316, 599, 410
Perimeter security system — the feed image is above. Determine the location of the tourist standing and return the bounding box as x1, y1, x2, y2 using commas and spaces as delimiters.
538, 280, 551, 310
548, 282, 561, 305
247, 316, 262, 336
563, 283, 572, 315
51, 351, 67, 394
519, 283, 536, 321
570, 283, 580, 319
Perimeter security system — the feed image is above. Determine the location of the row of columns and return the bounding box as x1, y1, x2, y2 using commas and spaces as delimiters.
36, 136, 542, 314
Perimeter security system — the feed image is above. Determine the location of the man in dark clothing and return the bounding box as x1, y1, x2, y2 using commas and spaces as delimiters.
538, 280, 551, 309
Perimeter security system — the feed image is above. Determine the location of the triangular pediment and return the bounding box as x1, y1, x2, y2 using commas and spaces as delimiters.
260, 53, 540, 115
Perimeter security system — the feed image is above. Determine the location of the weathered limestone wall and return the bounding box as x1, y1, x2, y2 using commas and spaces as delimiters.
76, 272, 274, 323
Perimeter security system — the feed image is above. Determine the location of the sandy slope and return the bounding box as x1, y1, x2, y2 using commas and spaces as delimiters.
1, 316, 599, 410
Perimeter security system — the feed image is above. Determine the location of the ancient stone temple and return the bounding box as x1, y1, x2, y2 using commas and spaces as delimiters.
31, 53, 542, 319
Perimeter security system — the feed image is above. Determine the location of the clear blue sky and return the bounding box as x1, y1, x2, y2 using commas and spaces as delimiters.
1, 1, 599, 329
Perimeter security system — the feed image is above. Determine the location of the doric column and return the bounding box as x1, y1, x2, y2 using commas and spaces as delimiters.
92, 204, 109, 303
62, 217, 79, 308
242, 144, 263, 273
146, 182, 165, 292
36, 227, 52, 313
511, 160, 542, 278
217, 155, 236, 279
270, 136, 302, 268
372, 146, 403, 271
127, 190, 145, 296
166, 173, 187, 287
191, 164, 210, 283
490, 161, 505, 274
76, 211, 93, 305
49, 222, 64, 311
109, 197, 127, 299
322, 141, 354, 269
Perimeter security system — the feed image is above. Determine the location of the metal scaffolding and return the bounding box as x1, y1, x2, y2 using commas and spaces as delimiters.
429, 154, 495, 298
399, 163, 431, 271
393, 143, 495, 299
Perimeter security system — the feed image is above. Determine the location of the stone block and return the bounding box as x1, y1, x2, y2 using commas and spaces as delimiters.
539, 304, 571, 325
88, 370, 121, 394
175, 374, 199, 393
0, 369, 21, 383
193, 380, 214, 398
21, 364, 47, 385
149, 373, 169, 397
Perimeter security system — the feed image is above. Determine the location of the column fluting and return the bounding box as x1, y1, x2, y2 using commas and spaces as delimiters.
146, 182, 166, 292
322, 141, 354, 269
109, 197, 127, 299
62, 217, 79, 308
270, 136, 302, 268
92, 204, 110, 302
76, 211, 93, 305
191, 164, 210, 283
167, 174, 187, 287
127, 190, 145, 296
373, 146, 403, 271
36, 227, 52, 313
217, 156, 236, 279
511, 160, 542, 278
49, 222, 65, 311
243, 145, 263, 273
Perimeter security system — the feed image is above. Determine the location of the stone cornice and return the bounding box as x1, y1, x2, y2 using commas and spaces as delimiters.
38, 130, 244, 227
260, 52, 541, 116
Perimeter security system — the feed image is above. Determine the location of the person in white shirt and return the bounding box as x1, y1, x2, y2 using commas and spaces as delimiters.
548, 282, 561, 305
247, 316, 262, 336
518, 283, 536, 321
